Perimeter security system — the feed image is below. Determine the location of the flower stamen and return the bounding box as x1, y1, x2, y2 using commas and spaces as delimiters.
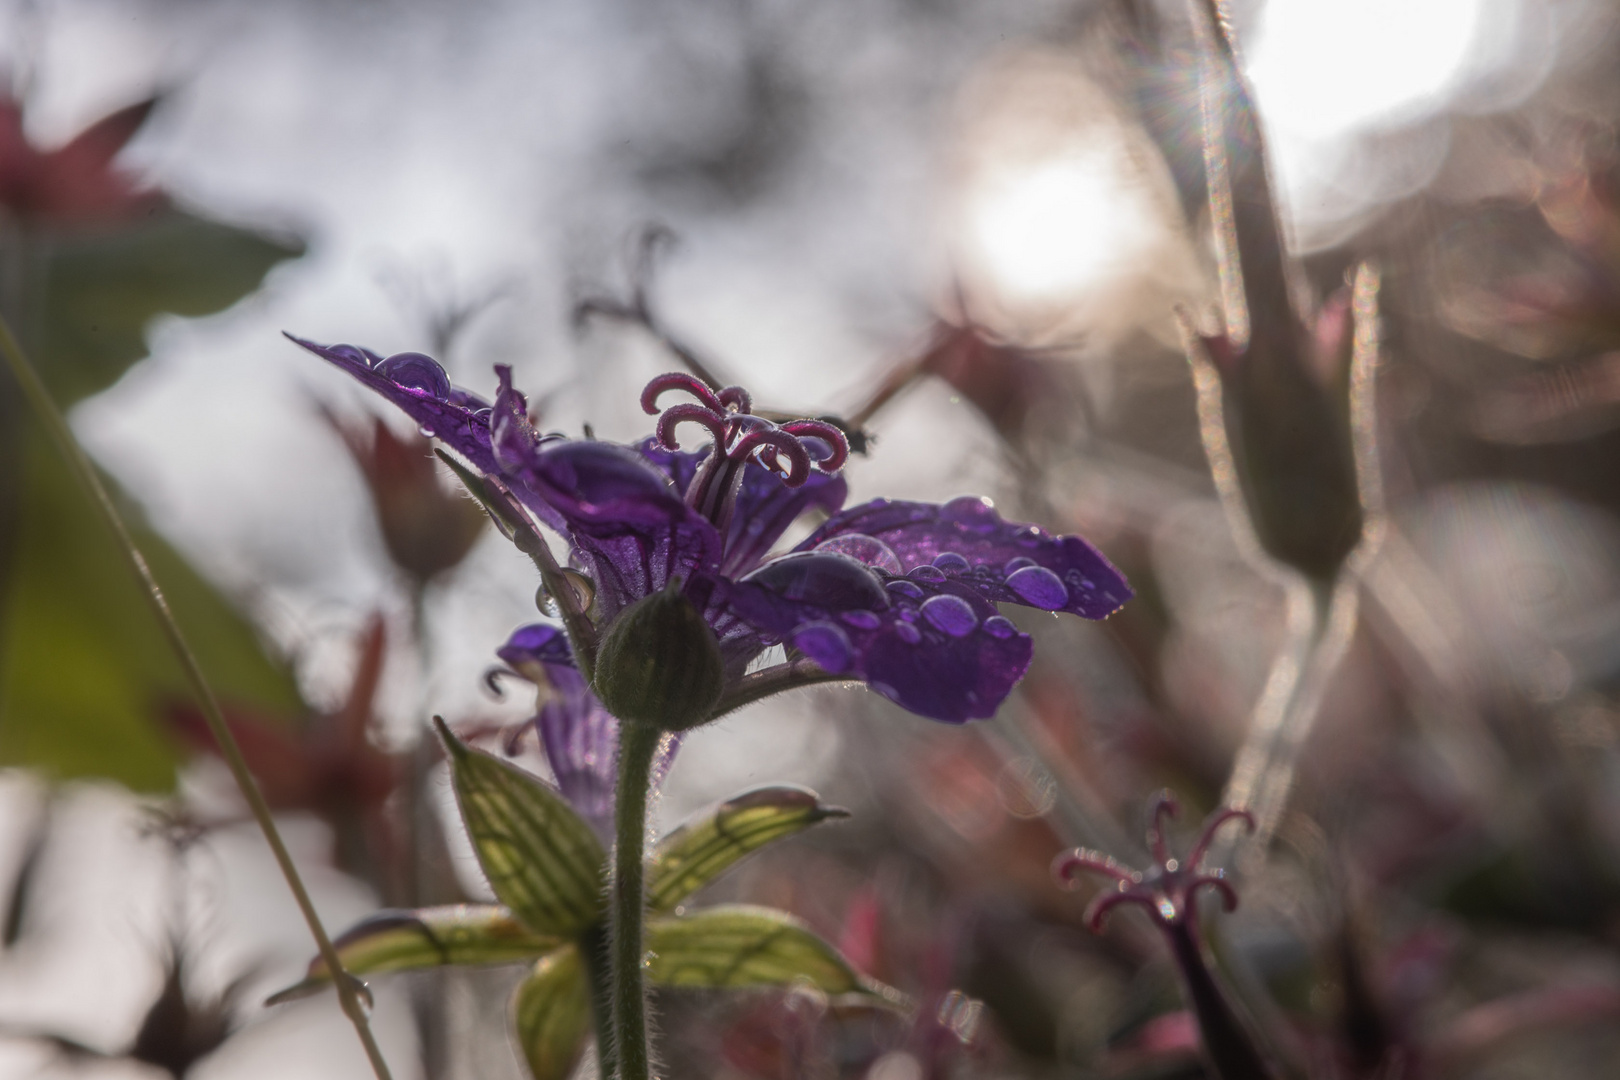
639, 372, 850, 534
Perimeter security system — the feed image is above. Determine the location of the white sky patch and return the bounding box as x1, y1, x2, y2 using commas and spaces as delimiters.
1247, 0, 1486, 137
965, 148, 1153, 305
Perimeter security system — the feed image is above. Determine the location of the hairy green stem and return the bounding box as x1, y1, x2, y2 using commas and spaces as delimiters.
0, 315, 394, 1080
579, 922, 620, 1080
611, 722, 662, 1080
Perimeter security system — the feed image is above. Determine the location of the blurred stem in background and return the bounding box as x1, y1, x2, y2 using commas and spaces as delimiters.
0, 312, 396, 1080
1184, 0, 1386, 864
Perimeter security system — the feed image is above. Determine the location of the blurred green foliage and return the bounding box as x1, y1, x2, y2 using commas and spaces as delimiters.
0, 207, 306, 791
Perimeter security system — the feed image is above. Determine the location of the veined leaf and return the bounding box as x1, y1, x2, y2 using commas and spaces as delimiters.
266, 904, 560, 1004
648, 785, 848, 912
511, 946, 591, 1080
435, 718, 607, 937
645, 904, 884, 997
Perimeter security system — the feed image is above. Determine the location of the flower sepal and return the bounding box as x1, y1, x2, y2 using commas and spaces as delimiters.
592, 584, 725, 732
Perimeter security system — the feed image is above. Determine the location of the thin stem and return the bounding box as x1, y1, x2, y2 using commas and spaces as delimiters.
705, 660, 847, 722
0, 315, 394, 1080
579, 922, 620, 1080
1165, 918, 1279, 1080
1219, 573, 1360, 868
611, 721, 662, 1080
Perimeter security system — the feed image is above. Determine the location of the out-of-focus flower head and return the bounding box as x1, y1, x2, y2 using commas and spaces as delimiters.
856, 315, 1059, 450
323, 408, 487, 586
166, 615, 405, 876
1189, 0, 1369, 583
1055, 792, 1277, 1080
0, 93, 163, 226
290, 338, 1133, 725
1054, 792, 1251, 931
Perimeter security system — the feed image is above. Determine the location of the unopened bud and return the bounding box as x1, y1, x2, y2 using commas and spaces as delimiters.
592, 586, 723, 732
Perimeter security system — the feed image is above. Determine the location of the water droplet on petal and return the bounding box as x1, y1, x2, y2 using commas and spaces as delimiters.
377, 352, 452, 399
908, 565, 947, 584
745, 552, 891, 611
792, 621, 854, 673
942, 495, 996, 524
921, 594, 978, 637
933, 552, 969, 574
887, 579, 924, 599
328, 344, 369, 367
815, 533, 903, 575
894, 622, 922, 645
1014, 526, 1043, 549
840, 609, 882, 630
1007, 565, 1068, 610
1003, 556, 1036, 576
983, 615, 1017, 639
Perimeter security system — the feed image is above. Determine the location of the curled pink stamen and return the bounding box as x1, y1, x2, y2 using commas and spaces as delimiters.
1052, 793, 1246, 933
1053, 848, 1139, 888
1186, 807, 1255, 871
1148, 791, 1180, 865
656, 403, 729, 451
1189, 875, 1240, 914
732, 428, 810, 485
780, 420, 850, 472
717, 385, 752, 413
1084, 890, 1154, 932
641, 372, 725, 415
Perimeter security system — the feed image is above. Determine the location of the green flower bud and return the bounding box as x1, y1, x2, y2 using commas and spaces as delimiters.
592, 586, 724, 732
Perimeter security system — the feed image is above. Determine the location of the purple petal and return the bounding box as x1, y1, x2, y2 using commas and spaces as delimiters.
636, 438, 704, 497
287, 334, 497, 475
724, 553, 1033, 723
799, 496, 1131, 620
722, 463, 847, 578
637, 439, 848, 578
488, 380, 723, 621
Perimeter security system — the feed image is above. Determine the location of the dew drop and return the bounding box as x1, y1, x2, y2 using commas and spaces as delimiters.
840, 609, 882, 630
908, 565, 947, 584
814, 533, 902, 574
920, 594, 978, 637
1007, 565, 1068, 610
886, 579, 925, 599
933, 552, 969, 574
983, 615, 1017, 639
1013, 526, 1043, 549
328, 344, 370, 367
792, 621, 854, 673
942, 495, 997, 527
894, 622, 922, 645
744, 551, 891, 610
378, 352, 452, 399
1003, 556, 1037, 576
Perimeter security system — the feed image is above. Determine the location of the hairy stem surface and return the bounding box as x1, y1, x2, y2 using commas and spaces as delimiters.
611, 722, 662, 1080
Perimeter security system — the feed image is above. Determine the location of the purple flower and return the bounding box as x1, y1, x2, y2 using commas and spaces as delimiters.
290, 336, 1132, 724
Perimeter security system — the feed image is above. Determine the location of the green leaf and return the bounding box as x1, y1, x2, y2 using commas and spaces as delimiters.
0, 431, 303, 791
38, 209, 304, 405
265, 904, 562, 1005
434, 718, 607, 937
648, 785, 848, 912
511, 946, 592, 1080
645, 904, 885, 997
